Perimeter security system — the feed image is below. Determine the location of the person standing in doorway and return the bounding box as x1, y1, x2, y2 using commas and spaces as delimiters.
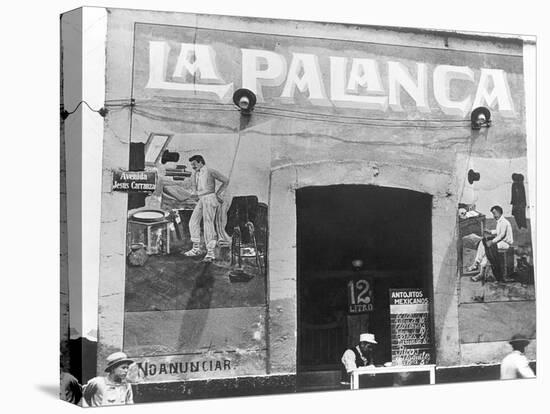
500, 334, 535, 379
183, 155, 229, 262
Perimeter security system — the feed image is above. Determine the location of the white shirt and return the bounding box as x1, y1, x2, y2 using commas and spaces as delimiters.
500, 350, 535, 379
491, 216, 513, 248
194, 166, 210, 194
192, 166, 228, 197
82, 376, 134, 406
341, 346, 373, 373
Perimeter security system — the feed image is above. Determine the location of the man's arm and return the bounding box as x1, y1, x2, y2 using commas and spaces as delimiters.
342, 349, 358, 373
60, 372, 82, 404
492, 220, 514, 246
211, 169, 229, 197
82, 378, 102, 407
126, 384, 134, 404
487, 221, 507, 246
491, 222, 506, 244
517, 355, 536, 378
186, 172, 198, 201
190, 172, 198, 194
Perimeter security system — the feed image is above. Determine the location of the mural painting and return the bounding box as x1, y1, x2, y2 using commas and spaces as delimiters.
123, 132, 269, 382
457, 163, 535, 360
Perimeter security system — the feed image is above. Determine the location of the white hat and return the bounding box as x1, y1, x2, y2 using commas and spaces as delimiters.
104, 352, 134, 372
359, 333, 377, 344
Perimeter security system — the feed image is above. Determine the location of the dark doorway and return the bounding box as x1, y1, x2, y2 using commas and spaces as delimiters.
296, 185, 432, 389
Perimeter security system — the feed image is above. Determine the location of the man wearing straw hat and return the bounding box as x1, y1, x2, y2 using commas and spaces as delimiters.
341, 333, 377, 384
82, 352, 135, 406
500, 334, 535, 380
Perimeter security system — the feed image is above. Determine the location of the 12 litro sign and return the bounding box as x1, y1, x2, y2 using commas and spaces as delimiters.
112, 170, 157, 192
347, 277, 374, 314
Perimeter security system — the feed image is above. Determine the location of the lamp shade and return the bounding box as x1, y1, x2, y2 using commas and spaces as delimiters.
233, 88, 257, 113
161, 150, 180, 164
471, 106, 491, 128
467, 169, 481, 184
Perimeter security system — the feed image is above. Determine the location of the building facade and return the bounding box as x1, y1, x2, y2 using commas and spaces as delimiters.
61, 7, 536, 403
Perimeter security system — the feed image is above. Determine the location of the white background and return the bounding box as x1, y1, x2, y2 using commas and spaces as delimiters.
0, 1, 546, 413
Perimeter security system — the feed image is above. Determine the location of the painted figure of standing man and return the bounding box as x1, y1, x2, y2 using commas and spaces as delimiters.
184, 155, 229, 262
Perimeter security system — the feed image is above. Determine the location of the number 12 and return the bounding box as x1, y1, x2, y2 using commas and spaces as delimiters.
348, 279, 371, 305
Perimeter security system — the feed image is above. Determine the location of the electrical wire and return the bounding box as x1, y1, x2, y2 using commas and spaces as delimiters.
252, 109, 469, 129
129, 103, 469, 130
257, 103, 470, 123
67, 96, 476, 131
60, 100, 108, 119
111, 98, 470, 124
106, 98, 470, 126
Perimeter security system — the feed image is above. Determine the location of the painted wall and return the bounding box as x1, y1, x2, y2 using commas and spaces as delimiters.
61, 9, 83, 348
96, 8, 535, 380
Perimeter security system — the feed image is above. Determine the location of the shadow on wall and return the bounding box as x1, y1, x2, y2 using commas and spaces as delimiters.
433, 225, 461, 365
67, 337, 98, 384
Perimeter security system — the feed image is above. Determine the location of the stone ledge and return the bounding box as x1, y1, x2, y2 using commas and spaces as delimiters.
133, 374, 296, 402
436, 362, 536, 383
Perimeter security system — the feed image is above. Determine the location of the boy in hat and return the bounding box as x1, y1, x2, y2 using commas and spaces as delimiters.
82, 352, 134, 406
500, 334, 535, 380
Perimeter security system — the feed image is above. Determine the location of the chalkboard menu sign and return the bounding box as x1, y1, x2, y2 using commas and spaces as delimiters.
389, 288, 433, 365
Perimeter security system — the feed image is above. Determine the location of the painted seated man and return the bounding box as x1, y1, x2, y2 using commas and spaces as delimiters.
468, 205, 513, 282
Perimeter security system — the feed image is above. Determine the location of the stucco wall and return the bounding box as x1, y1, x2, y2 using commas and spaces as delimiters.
60, 94, 69, 368
96, 8, 533, 377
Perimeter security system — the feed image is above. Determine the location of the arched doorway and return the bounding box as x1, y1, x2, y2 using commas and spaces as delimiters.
296, 184, 433, 390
